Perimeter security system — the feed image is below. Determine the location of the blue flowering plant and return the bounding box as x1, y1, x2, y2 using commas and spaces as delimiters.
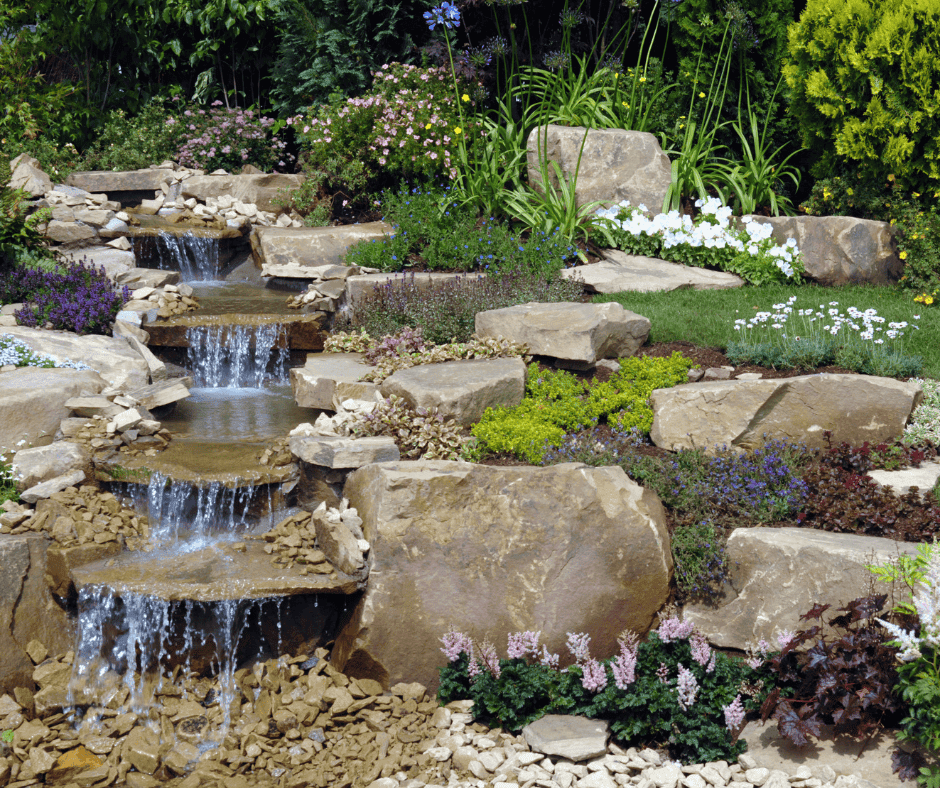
438, 616, 774, 764
1, 257, 130, 335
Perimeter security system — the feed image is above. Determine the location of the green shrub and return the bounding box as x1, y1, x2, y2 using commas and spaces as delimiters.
0, 165, 53, 273
80, 98, 186, 172
472, 354, 694, 463
784, 0, 940, 194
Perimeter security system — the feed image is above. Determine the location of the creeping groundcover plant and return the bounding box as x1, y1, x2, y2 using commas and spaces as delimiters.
595, 197, 805, 286
438, 617, 774, 764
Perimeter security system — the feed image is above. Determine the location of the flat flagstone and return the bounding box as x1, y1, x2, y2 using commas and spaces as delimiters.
522, 715, 610, 762
290, 353, 378, 411
563, 250, 745, 293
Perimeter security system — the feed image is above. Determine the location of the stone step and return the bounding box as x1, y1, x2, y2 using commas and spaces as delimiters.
126, 377, 193, 411
251, 223, 392, 275
564, 251, 745, 293
143, 312, 327, 350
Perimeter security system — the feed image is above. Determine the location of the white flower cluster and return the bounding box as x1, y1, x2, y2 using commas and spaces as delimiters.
734, 296, 917, 346
0, 334, 91, 371
595, 197, 801, 278
878, 550, 940, 662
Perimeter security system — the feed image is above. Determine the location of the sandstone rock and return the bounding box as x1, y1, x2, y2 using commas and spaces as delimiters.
0, 535, 72, 693
126, 377, 192, 410
116, 268, 180, 289
290, 353, 378, 411
1, 327, 150, 391
564, 251, 745, 293
67, 169, 175, 195
182, 173, 303, 212
252, 223, 392, 275
523, 715, 609, 762
9, 154, 52, 197
0, 367, 107, 452
112, 320, 151, 345
58, 247, 136, 280
44, 220, 98, 246
65, 395, 123, 418
740, 215, 902, 286
475, 302, 650, 369
684, 528, 921, 650
650, 374, 922, 452
336, 461, 672, 689
21, 470, 85, 503
289, 436, 399, 469
867, 460, 940, 499
313, 509, 365, 575
123, 726, 161, 774
72, 209, 115, 228
379, 357, 526, 426
48, 746, 103, 782
11, 441, 91, 490
121, 335, 167, 382
527, 126, 671, 212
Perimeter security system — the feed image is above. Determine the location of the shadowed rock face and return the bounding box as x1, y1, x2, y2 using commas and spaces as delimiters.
336, 460, 672, 690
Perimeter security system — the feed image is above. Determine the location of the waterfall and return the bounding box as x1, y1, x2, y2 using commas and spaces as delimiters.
186, 323, 288, 388
154, 232, 219, 281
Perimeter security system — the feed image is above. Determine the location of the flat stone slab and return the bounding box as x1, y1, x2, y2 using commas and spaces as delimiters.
289, 436, 399, 469
12, 442, 91, 490
21, 470, 86, 504
1, 327, 150, 392
684, 527, 920, 651
380, 357, 526, 425
867, 461, 940, 499
67, 169, 175, 194
116, 268, 181, 289
252, 223, 392, 275
58, 247, 136, 281
564, 251, 745, 293
475, 302, 650, 369
344, 272, 475, 310
0, 367, 106, 452
126, 377, 192, 410
291, 353, 378, 410
650, 374, 923, 452
71, 540, 365, 602
182, 173, 305, 213
143, 312, 327, 352
522, 715, 610, 762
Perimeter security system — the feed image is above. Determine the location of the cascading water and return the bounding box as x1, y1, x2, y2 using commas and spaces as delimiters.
186, 323, 288, 388
153, 232, 219, 281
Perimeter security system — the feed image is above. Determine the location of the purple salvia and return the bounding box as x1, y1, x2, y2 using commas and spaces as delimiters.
581, 659, 608, 693
690, 633, 712, 667
566, 632, 591, 664
676, 663, 698, 711
723, 694, 746, 732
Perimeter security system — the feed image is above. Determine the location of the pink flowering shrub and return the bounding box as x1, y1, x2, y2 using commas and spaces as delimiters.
288, 62, 473, 184
176, 101, 291, 173
437, 616, 774, 764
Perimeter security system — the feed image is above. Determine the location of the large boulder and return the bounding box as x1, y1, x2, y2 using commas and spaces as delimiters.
684, 528, 920, 650
8, 154, 52, 197
58, 246, 136, 281
0, 535, 73, 693
650, 374, 922, 452
11, 442, 92, 490
66, 169, 175, 194
43, 221, 98, 247
741, 215, 902, 286
0, 327, 150, 392
526, 126, 671, 213
565, 251, 745, 293
475, 302, 650, 369
0, 367, 107, 452
379, 358, 526, 426
290, 353, 378, 411
182, 174, 304, 213
336, 461, 673, 689
252, 224, 392, 275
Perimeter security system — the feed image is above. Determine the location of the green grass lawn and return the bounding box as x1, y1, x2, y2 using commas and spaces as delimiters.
594, 283, 940, 379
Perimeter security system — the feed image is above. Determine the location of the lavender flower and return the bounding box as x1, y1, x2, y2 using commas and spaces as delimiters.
424, 1, 461, 30
676, 663, 698, 710
566, 632, 591, 663
723, 694, 746, 732
507, 630, 541, 659
581, 659, 608, 692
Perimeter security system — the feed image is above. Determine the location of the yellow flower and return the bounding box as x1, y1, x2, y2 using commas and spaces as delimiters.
888, 174, 895, 182
846, 187, 854, 196
461, 94, 470, 102
454, 127, 462, 135
640, 77, 647, 83
698, 91, 705, 98
927, 296, 935, 305
425, 123, 432, 129
622, 102, 630, 108
900, 251, 908, 260
822, 188, 832, 200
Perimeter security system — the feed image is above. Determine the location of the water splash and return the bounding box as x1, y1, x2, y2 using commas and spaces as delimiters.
154, 232, 219, 282
186, 324, 288, 388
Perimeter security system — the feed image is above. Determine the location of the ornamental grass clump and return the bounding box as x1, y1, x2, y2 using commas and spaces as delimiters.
438, 617, 770, 764
595, 196, 804, 285
1, 257, 129, 335
727, 294, 924, 377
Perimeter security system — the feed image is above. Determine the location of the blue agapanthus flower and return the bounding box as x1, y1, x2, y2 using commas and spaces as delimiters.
424, 1, 461, 30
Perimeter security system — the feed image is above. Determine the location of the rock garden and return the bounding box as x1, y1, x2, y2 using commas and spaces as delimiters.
3, 1, 940, 788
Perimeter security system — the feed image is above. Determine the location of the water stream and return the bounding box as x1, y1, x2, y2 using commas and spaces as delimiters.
153, 232, 220, 281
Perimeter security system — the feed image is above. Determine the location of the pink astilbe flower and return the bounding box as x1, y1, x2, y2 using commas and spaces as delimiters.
658, 616, 695, 643
507, 631, 541, 660
690, 633, 712, 667
440, 628, 473, 662
581, 659, 608, 693
611, 646, 637, 690
540, 645, 559, 670
676, 663, 698, 710
566, 632, 591, 664
723, 694, 746, 732
656, 663, 670, 684
479, 641, 501, 678
776, 630, 797, 649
